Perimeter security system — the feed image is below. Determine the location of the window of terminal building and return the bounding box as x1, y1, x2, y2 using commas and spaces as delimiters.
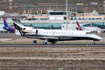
89, 18, 91, 20
28, 18, 38, 20
64, 17, 67, 20
50, 12, 66, 15
70, 18, 73, 20
82, 18, 86, 20
96, 18, 101, 20
79, 18, 81, 20
40, 18, 49, 20
92, 18, 95, 20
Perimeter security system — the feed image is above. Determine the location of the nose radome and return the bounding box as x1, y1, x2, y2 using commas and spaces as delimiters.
98, 36, 102, 40
95, 35, 102, 40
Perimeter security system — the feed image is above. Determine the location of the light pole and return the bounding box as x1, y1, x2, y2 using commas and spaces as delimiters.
104, 0, 105, 13
66, 0, 68, 30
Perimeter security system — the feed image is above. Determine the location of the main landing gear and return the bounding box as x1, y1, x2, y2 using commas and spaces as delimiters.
51, 41, 56, 44
43, 39, 56, 45
43, 39, 48, 45
33, 40, 37, 44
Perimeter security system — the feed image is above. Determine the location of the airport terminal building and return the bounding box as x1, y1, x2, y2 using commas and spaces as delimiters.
0, 10, 105, 33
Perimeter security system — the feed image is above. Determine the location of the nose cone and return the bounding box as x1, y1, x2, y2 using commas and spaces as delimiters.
96, 36, 102, 40
93, 34, 102, 41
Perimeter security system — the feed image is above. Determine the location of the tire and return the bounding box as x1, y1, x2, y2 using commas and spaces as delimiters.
93, 42, 96, 44
33, 40, 37, 44
51, 41, 56, 44
43, 42, 47, 45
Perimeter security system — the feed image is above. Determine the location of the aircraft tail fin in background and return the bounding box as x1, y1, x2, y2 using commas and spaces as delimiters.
76, 21, 81, 28
75, 16, 78, 20
75, 16, 83, 30
3, 18, 9, 27
3, 18, 15, 33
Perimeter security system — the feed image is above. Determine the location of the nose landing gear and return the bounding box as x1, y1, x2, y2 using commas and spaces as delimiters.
93, 41, 96, 44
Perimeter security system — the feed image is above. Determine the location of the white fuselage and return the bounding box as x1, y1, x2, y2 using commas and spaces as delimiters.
23, 28, 102, 41
13, 19, 102, 44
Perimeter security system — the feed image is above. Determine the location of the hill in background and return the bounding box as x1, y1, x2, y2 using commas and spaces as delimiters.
12, 0, 102, 5
0, 0, 103, 13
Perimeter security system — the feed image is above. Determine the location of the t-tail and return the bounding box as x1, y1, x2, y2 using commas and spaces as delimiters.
75, 16, 83, 30
3, 18, 15, 33
12, 18, 25, 36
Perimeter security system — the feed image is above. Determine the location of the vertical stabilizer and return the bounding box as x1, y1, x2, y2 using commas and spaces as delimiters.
75, 16, 83, 30
12, 18, 25, 36
3, 18, 8, 27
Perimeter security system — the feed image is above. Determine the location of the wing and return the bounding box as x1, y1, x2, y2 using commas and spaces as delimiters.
26, 36, 58, 40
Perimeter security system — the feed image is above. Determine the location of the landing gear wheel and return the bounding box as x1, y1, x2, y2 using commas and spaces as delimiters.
43, 42, 47, 45
33, 40, 37, 44
51, 41, 56, 44
93, 42, 96, 44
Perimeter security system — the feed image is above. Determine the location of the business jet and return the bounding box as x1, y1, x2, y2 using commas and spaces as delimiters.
3, 18, 15, 33
12, 19, 102, 44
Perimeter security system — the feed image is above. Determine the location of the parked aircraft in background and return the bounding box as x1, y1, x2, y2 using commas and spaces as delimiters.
12, 18, 102, 44
75, 16, 101, 33
3, 18, 15, 33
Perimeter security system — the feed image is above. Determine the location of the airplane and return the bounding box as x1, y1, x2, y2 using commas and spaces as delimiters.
12, 18, 102, 44
3, 18, 15, 33
75, 16, 101, 33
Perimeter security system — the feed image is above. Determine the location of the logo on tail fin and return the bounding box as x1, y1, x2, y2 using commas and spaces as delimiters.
75, 16, 83, 30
